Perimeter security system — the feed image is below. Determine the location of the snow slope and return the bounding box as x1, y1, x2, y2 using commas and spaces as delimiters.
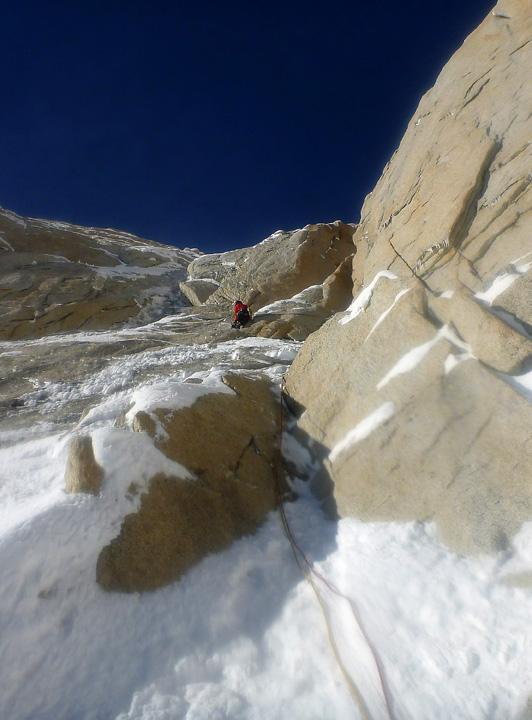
1, 310, 532, 720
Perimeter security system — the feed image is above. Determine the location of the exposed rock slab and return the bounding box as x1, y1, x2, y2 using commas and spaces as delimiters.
179, 278, 220, 305
96, 374, 282, 592
247, 254, 355, 340
351, 0, 532, 328
188, 221, 356, 312
287, 274, 532, 554
286, 2, 532, 555
0, 208, 198, 339
428, 289, 530, 373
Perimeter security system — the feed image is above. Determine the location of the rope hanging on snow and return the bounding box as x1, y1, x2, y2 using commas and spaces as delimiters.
275, 376, 396, 720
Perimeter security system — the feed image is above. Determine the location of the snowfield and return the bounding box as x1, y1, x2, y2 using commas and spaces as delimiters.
1, 312, 532, 720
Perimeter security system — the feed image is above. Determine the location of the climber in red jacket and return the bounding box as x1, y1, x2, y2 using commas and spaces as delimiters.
232, 300, 251, 328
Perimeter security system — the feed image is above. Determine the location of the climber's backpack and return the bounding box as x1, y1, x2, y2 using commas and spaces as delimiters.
237, 308, 251, 326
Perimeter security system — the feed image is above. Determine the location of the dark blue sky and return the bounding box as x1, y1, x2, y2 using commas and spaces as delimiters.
2, 1, 493, 252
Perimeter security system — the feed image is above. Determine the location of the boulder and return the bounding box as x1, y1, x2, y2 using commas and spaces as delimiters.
96, 374, 283, 592
187, 247, 247, 286
64, 435, 104, 495
179, 278, 220, 305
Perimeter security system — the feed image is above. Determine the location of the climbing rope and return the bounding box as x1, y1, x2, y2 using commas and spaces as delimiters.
275, 376, 397, 720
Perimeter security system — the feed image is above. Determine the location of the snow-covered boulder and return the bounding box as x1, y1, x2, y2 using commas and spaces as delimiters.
286, 0, 532, 554
96, 374, 283, 592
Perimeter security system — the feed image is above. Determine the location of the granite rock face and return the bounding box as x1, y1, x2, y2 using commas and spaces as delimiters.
188, 221, 356, 312
0, 208, 355, 344
286, 1, 532, 554
0, 208, 198, 340
96, 374, 282, 592
179, 278, 220, 305
352, 0, 532, 317
248, 254, 356, 341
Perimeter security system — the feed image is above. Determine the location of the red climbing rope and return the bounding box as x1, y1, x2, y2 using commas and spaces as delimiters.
276, 376, 397, 720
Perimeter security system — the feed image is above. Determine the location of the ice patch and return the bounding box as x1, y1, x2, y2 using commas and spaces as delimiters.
282, 433, 314, 474
256, 285, 323, 315
0, 234, 15, 252
319, 583, 392, 719
477, 273, 520, 304
339, 271, 397, 326
94, 262, 185, 279
216, 336, 300, 361
377, 325, 472, 390
76, 393, 133, 431
444, 353, 472, 374
476, 258, 532, 305
329, 402, 395, 464
0, 431, 69, 538
366, 288, 410, 340
92, 426, 193, 501
497, 368, 532, 401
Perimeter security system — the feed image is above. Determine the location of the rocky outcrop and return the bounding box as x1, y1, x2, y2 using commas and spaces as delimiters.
351, 0, 531, 313
96, 374, 282, 592
179, 278, 220, 305
286, 1, 532, 554
0, 208, 198, 339
287, 278, 532, 554
187, 221, 356, 312
64, 435, 104, 495
0, 207, 355, 344
248, 254, 356, 341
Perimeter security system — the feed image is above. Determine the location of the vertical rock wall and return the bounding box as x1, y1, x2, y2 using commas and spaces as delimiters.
286, 0, 532, 554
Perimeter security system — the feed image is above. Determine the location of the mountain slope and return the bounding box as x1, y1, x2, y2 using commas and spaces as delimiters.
0, 207, 199, 339
1, 2, 532, 718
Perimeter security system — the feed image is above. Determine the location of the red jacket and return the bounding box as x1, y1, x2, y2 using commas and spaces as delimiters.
233, 301, 248, 321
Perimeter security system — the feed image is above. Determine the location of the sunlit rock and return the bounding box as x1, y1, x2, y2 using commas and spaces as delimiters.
179, 278, 220, 305
286, 0, 532, 553
0, 208, 198, 339
64, 435, 104, 495
96, 374, 283, 592
188, 221, 356, 312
